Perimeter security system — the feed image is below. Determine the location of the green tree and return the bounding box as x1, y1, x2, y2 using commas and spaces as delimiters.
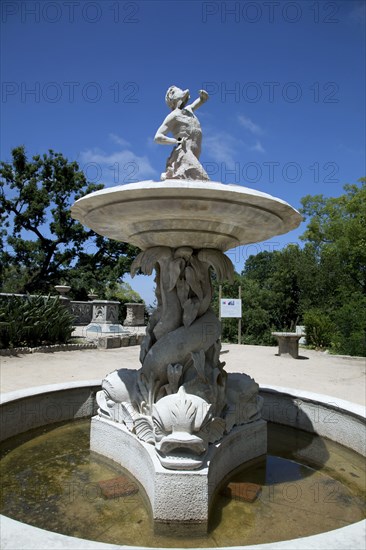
299, 179, 366, 356
0, 146, 139, 298
212, 273, 277, 345
240, 277, 276, 345
235, 179, 366, 355
242, 248, 302, 331
105, 281, 143, 303
300, 179, 366, 298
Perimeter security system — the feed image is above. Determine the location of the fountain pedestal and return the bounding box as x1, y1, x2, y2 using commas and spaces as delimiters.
91, 416, 266, 531
71, 179, 302, 529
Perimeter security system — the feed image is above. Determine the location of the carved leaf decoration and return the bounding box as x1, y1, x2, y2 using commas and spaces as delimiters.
139, 248, 159, 275
214, 369, 227, 417
185, 266, 203, 301
152, 406, 166, 441
96, 390, 112, 418
197, 249, 234, 282
130, 250, 145, 277
121, 402, 138, 431
191, 350, 207, 382
137, 373, 149, 404
176, 277, 190, 308
134, 415, 155, 445
212, 340, 221, 367
139, 332, 152, 364
152, 378, 163, 405
183, 297, 200, 328
140, 401, 149, 415
174, 247, 193, 260
205, 340, 221, 369
167, 363, 183, 393
156, 385, 168, 401
190, 255, 206, 282
180, 355, 194, 381
131, 247, 172, 277
168, 258, 185, 291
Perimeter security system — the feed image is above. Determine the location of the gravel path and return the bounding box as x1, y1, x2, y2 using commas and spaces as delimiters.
1, 344, 365, 405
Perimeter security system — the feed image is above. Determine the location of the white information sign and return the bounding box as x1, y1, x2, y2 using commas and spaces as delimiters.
220, 299, 242, 318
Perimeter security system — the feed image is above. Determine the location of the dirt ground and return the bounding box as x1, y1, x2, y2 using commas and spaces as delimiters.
1, 344, 365, 405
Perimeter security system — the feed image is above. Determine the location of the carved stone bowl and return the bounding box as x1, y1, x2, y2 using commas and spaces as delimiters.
71, 180, 302, 251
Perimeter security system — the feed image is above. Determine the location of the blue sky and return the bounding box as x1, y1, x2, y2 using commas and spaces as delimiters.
1, 0, 365, 305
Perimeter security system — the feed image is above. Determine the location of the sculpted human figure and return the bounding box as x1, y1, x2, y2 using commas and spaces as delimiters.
154, 86, 210, 181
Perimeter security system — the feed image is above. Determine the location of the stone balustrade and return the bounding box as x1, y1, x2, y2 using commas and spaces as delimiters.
69, 301, 93, 326
0, 293, 145, 329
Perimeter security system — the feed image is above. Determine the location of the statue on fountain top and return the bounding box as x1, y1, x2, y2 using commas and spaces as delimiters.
154, 86, 210, 181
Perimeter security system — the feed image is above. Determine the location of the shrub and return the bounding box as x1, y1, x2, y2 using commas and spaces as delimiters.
0, 295, 74, 349
303, 309, 335, 349
331, 296, 366, 357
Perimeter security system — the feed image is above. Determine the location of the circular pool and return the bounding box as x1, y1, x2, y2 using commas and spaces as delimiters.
1, 382, 365, 549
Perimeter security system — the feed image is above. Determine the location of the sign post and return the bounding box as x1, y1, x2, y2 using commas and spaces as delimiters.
219, 286, 242, 345
238, 286, 242, 345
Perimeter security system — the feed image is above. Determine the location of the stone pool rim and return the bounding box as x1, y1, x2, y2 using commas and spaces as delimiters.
1, 380, 365, 550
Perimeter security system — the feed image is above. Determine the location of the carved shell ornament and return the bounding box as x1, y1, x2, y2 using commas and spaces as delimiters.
152, 387, 224, 470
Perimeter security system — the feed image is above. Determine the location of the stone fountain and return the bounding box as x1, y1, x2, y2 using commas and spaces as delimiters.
71, 86, 302, 531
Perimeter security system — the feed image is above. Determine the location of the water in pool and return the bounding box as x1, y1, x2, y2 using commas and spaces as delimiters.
0, 420, 365, 547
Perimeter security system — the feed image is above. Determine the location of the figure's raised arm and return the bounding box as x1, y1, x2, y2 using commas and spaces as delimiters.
189, 90, 209, 112
154, 113, 179, 145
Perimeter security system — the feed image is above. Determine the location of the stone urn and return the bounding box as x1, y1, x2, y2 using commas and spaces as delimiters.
54, 284, 71, 298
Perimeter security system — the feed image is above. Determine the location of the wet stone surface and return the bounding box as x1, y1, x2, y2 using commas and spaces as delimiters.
98, 475, 139, 499
220, 482, 262, 503
0, 420, 365, 548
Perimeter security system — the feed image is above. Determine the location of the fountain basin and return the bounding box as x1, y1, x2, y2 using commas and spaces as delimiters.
70, 181, 302, 250
1, 381, 364, 549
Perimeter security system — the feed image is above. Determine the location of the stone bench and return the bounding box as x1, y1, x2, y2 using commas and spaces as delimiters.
271, 332, 305, 359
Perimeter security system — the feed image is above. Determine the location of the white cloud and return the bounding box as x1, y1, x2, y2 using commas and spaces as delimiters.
80, 142, 157, 186
250, 140, 266, 154
204, 131, 266, 182
205, 132, 240, 164
238, 115, 264, 136
205, 130, 266, 164
109, 133, 131, 147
